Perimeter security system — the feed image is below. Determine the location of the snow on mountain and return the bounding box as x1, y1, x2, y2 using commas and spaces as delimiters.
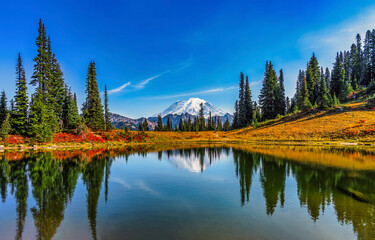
153, 97, 228, 118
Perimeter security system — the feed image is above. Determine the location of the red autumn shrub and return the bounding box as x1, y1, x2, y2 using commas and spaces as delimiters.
4, 135, 25, 145
358, 119, 367, 124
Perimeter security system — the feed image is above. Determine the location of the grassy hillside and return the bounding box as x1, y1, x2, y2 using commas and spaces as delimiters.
226, 101, 375, 142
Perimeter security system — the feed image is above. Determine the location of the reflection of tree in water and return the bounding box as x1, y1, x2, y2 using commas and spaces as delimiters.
0, 159, 10, 203
233, 149, 260, 206
232, 149, 375, 238
260, 156, 287, 215
82, 155, 107, 240
28, 152, 80, 240
8, 159, 29, 240
332, 172, 375, 240
291, 165, 336, 221
290, 160, 375, 239
233, 149, 288, 212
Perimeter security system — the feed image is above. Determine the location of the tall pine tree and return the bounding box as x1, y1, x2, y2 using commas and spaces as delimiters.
244, 75, 253, 125
62, 88, 79, 131
238, 72, 245, 127
305, 53, 320, 105
259, 61, 280, 120
0, 91, 7, 127
104, 84, 112, 131
11, 53, 28, 135
82, 61, 105, 131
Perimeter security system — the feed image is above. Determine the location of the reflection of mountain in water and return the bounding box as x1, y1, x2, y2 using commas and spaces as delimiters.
159, 148, 229, 173
167, 154, 217, 172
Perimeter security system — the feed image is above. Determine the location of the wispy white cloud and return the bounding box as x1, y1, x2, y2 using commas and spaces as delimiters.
107, 58, 194, 95
149, 86, 238, 100
133, 74, 162, 89
108, 81, 131, 94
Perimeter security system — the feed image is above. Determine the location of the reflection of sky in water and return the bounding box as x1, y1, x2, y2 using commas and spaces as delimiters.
0, 148, 373, 240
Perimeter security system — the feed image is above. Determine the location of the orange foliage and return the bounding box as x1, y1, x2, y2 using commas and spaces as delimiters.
3, 135, 25, 145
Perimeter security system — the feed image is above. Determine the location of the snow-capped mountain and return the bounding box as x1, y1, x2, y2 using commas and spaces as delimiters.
153, 97, 228, 118
110, 97, 233, 130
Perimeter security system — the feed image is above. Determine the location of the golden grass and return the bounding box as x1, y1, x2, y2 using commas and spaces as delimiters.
225, 102, 375, 142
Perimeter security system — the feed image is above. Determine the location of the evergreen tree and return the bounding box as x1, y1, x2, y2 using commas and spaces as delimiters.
207, 111, 212, 130
331, 53, 345, 99
332, 94, 340, 106
178, 118, 183, 131
164, 117, 172, 131
349, 43, 360, 90
362, 30, 372, 85
277, 69, 286, 115
82, 61, 105, 131
355, 34, 364, 85
30, 19, 49, 96
317, 67, 331, 109
238, 72, 245, 127
290, 98, 298, 113
28, 91, 53, 142
216, 117, 222, 131
0, 113, 11, 139
187, 117, 192, 131
142, 118, 149, 131
295, 70, 305, 108
168, 117, 173, 131
370, 29, 375, 83
253, 101, 261, 122
62, 89, 79, 131
286, 97, 290, 114
183, 119, 187, 131
259, 61, 279, 120
11, 53, 29, 135
156, 115, 163, 131
223, 119, 230, 131
305, 53, 320, 104
300, 75, 312, 110
233, 100, 239, 129
199, 103, 205, 131
244, 76, 253, 125
324, 67, 331, 92
138, 121, 143, 131
49, 51, 66, 128
0, 91, 7, 127
104, 84, 112, 131
30, 19, 59, 135
343, 51, 351, 93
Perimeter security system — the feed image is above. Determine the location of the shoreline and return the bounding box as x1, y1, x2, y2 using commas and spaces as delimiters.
1, 138, 374, 152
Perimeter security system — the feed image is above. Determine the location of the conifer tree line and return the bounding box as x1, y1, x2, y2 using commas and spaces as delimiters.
232, 28, 375, 130
0, 20, 112, 141
232, 65, 284, 129
154, 103, 231, 132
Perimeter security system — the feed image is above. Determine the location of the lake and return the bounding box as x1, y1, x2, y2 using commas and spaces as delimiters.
0, 145, 374, 240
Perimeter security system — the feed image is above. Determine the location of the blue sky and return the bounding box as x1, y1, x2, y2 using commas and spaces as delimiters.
1, 0, 375, 118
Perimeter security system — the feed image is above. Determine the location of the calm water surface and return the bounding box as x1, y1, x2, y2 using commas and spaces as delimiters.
0, 146, 375, 240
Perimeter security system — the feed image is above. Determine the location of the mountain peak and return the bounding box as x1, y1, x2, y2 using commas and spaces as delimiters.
153, 97, 228, 118
187, 97, 206, 102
